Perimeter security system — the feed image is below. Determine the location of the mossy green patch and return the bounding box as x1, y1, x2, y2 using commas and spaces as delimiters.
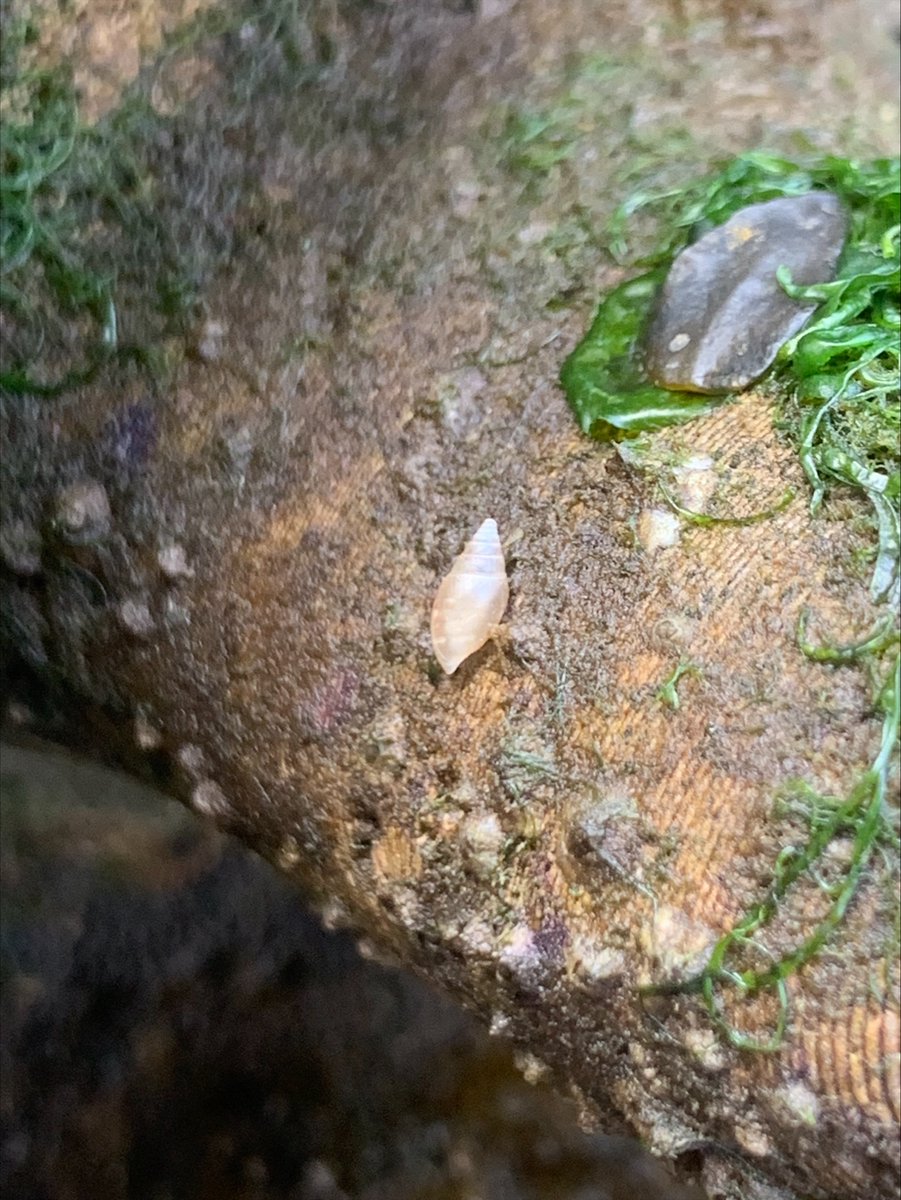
487, 49, 719, 304
1, 62, 120, 393
0, 1, 196, 395
691, 651, 899, 1052
655, 659, 700, 711
588, 153, 901, 1049
0, 0, 333, 398
562, 151, 901, 602
501, 105, 579, 178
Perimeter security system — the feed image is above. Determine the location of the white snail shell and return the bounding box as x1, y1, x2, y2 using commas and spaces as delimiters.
430, 518, 509, 675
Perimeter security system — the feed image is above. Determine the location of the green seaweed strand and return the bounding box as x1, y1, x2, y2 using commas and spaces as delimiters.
797, 607, 900, 663
655, 659, 700, 711
691, 652, 899, 1051
658, 479, 795, 527
0, 67, 120, 394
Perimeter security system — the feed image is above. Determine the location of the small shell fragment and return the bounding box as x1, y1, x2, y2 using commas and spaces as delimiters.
430, 518, 509, 674
637, 508, 681, 553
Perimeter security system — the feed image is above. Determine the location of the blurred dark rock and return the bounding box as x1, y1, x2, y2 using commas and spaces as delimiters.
0, 743, 701, 1200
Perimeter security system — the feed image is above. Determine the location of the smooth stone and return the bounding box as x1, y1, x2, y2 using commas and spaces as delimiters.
644, 192, 847, 394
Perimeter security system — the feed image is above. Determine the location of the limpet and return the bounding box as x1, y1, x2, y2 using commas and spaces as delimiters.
430, 518, 509, 675
644, 192, 848, 393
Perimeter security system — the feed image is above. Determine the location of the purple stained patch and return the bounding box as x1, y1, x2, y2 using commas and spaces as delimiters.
297, 668, 361, 741
103, 402, 158, 474
533, 914, 569, 963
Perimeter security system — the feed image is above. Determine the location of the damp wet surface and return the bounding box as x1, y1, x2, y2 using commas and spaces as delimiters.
1, 3, 899, 1200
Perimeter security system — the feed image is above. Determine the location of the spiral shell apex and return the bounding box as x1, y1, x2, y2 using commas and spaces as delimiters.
430, 519, 509, 675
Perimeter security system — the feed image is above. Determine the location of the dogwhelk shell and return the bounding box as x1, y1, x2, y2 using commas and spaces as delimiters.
430, 518, 509, 674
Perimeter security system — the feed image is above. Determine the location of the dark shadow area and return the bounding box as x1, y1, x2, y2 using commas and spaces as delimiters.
0, 743, 702, 1200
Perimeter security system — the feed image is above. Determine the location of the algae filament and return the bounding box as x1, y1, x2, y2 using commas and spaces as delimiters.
562, 152, 900, 603
559, 270, 720, 436
578, 153, 901, 1050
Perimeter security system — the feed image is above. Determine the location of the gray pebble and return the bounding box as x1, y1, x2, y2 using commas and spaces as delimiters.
645, 193, 847, 393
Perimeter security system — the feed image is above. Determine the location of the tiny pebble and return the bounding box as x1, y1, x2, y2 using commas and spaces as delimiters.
0, 519, 42, 576
276, 836, 302, 871
157, 542, 194, 581
191, 778, 229, 818
195, 318, 227, 363
513, 1050, 551, 1085
117, 598, 154, 638
297, 1160, 348, 1200
134, 714, 163, 751
56, 480, 111, 543
176, 743, 207, 778
637, 509, 681, 553
5, 701, 32, 727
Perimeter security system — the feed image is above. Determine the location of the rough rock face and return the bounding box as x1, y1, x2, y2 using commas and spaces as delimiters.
1, 2, 898, 1200
644, 193, 848, 393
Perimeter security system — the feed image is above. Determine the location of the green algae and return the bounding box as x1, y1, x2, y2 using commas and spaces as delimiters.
655, 660, 700, 712
692, 651, 900, 1051
559, 270, 721, 436
0, 21, 196, 398
796, 607, 900, 664
502, 104, 578, 178
657, 479, 796, 528
562, 151, 901, 602
563, 152, 900, 1050
0, 57, 121, 393
0, 0, 332, 397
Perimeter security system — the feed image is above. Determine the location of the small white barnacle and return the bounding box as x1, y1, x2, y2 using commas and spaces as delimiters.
430, 518, 509, 675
